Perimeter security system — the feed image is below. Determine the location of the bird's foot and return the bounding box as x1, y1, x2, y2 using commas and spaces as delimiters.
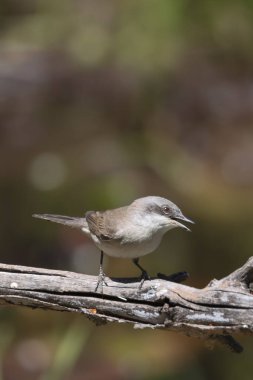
138, 270, 151, 289
95, 271, 108, 293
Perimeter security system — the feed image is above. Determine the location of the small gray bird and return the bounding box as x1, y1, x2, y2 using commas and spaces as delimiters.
33, 196, 193, 290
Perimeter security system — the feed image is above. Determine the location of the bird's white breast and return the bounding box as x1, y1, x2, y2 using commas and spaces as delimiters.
89, 229, 165, 259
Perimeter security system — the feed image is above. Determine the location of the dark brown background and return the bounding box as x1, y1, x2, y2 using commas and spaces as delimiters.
1, 1, 253, 379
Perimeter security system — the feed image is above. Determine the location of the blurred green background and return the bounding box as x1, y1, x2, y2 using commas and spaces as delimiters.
1, 0, 253, 379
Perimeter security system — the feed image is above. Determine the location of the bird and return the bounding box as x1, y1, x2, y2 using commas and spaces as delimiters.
33, 196, 193, 291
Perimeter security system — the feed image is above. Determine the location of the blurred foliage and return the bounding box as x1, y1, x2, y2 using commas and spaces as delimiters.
1, 0, 253, 379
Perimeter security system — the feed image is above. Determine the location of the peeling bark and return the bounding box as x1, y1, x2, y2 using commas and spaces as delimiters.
1, 258, 253, 353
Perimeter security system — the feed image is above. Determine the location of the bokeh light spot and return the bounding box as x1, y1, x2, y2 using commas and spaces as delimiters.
28, 153, 67, 191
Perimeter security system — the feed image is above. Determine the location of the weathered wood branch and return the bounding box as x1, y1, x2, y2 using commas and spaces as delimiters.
1, 258, 253, 353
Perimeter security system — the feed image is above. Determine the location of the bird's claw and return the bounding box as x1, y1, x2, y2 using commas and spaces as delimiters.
95, 271, 108, 293
138, 270, 151, 289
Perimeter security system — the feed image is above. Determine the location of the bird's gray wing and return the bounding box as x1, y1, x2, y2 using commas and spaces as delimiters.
85, 210, 121, 241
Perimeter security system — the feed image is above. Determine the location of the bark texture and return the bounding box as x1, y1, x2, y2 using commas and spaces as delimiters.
1, 258, 253, 353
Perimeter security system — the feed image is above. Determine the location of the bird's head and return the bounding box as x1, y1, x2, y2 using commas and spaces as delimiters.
131, 196, 194, 233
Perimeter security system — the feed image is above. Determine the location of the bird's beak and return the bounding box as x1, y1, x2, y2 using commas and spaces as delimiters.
171, 215, 194, 232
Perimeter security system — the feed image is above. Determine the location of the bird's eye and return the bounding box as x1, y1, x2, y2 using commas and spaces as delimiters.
162, 206, 171, 215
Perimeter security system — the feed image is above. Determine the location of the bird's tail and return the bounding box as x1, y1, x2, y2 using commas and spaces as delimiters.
32, 213, 88, 231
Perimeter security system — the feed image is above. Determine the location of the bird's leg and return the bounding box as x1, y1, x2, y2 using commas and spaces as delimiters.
132, 258, 150, 288
95, 251, 107, 292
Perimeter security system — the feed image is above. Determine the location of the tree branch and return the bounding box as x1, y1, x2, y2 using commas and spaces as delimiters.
1, 258, 253, 353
